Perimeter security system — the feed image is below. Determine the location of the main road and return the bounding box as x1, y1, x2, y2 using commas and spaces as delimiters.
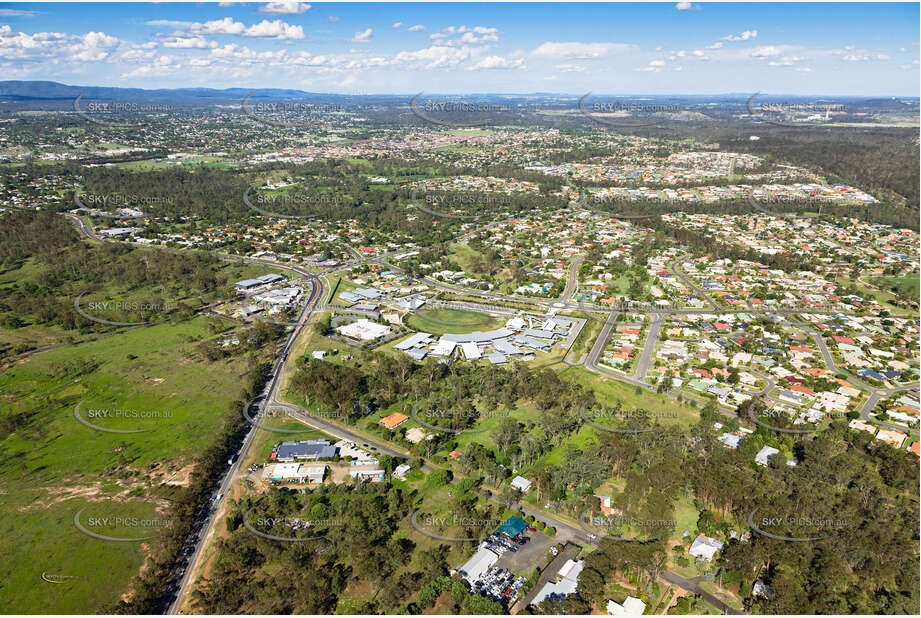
161, 272, 324, 614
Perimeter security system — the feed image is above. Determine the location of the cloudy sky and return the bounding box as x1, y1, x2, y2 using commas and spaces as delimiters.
0, 1, 918, 95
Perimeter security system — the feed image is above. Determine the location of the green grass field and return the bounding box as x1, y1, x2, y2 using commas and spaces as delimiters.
889, 275, 920, 299
404, 307, 504, 335
447, 243, 489, 274
0, 253, 279, 356
0, 315, 263, 612
558, 365, 700, 428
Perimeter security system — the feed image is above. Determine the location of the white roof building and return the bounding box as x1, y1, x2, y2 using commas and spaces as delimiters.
458, 543, 499, 584
689, 534, 725, 561
530, 559, 584, 606
511, 475, 532, 492
336, 319, 391, 341
460, 341, 481, 360
607, 596, 647, 615
507, 316, 527, 330
270, 463, 326, 483
394, 331, 433, 350
431, 339, 458, 357
755, 445, 780, 466
392, 464, 411, 480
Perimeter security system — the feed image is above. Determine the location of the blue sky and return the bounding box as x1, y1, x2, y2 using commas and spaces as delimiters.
0, 1, 918, 94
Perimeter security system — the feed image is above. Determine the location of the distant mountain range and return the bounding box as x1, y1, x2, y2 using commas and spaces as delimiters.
0, 80, 916, 108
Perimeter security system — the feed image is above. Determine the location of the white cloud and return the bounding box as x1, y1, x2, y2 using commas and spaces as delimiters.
531, 41, 634, 59
350, 28, 373, 43
430, 26, 499, 45
675, 2, 693, 10
842, 54, 869, 62
706, 42, 723, 50
119, 45, 157, 62
121, 54, 179, 79
145, 19, 193, 28
649, 59, 666, 67
393, 44, 474, 68
162, 36, 217, 49
749, 45, 782, 58
794, 67, 812, 72
722, 30, 758, 42
327, 16, 339, 23
408, 25, 425, 32
899, 59, 920, 69
189, 17, 246, 35
767, 56, 804, 67
392, 22, 403, 29
259, 1, 311, 15
0, 9, 38, 17
554, 63, 585, 73
68, 31, 120, 62
242, 19, 305, 39
469, 55, 525, 70
161, 17, 306, 40
876, 54, 890, 60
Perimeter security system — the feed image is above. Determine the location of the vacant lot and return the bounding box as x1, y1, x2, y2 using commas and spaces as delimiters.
0, 315, 264, 612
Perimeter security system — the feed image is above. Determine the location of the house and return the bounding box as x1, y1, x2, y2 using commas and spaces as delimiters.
752, 581, 775, 600
510, 476, 532, 492
755, 445, 780, 466
689, 534, 725, 561
607, 596, 647, 615
848, 418, 876, 434
530, 559, 584, 606
875, 429, 908, 449
458, 543, 499, 584
718, 433, 743, 449
392, 464, 411, 480
596, 495, 617, 515
379, 413, 408, 430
